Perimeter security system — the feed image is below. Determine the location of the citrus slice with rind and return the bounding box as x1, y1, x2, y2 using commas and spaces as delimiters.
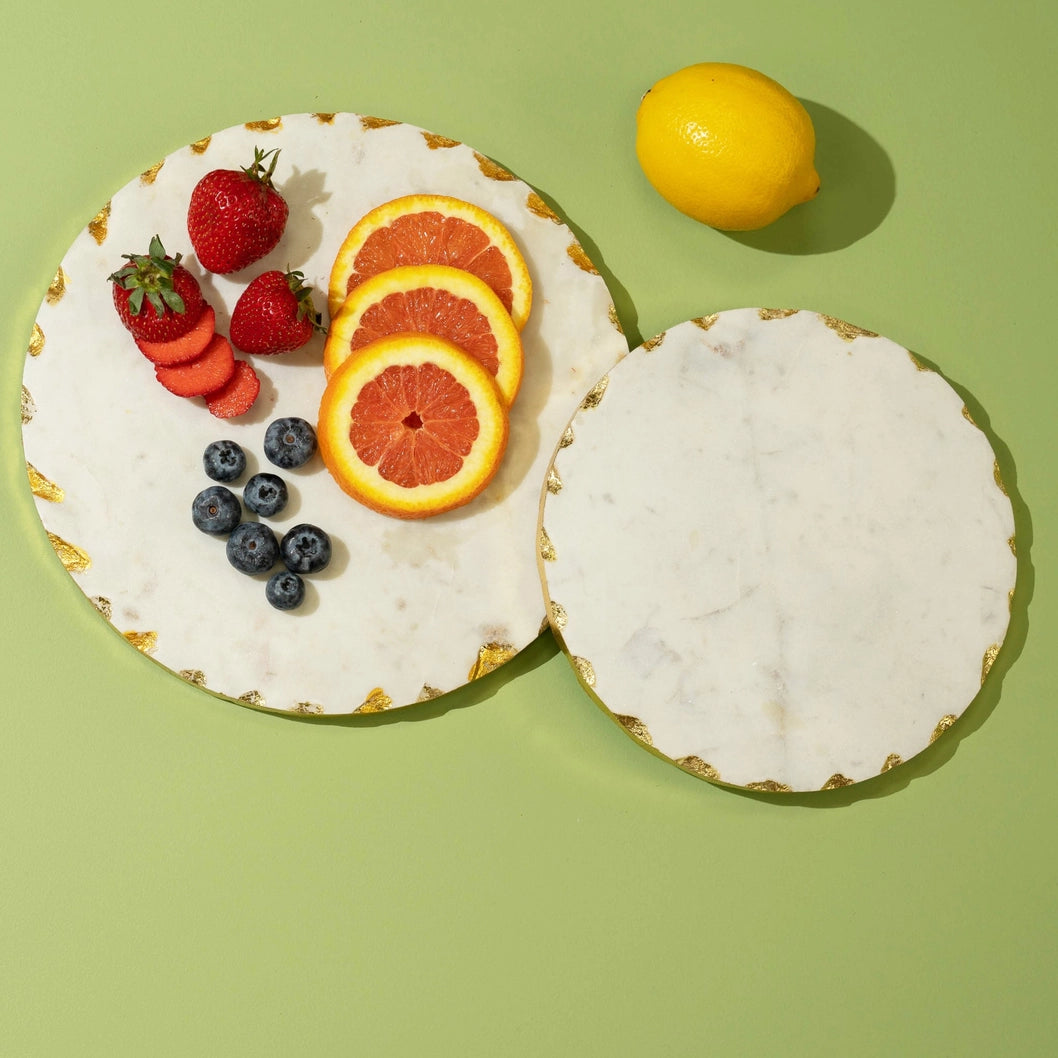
324, 263, 524, 405
318, 332, 509, 520
327, 194, 532, 329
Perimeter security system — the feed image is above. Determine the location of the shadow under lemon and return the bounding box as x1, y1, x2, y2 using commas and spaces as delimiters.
724, 100, 895, 255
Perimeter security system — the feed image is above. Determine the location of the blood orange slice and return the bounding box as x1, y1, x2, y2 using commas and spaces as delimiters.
324, 264, 523, 405
318, 333, 509, 520
327, 194, 532, 329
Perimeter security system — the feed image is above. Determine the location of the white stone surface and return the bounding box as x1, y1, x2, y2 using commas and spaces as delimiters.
540, 310, 1017, 790
21, 113, 627, 715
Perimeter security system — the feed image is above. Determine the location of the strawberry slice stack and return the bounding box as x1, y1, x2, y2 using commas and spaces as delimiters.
108, 236, 259, 418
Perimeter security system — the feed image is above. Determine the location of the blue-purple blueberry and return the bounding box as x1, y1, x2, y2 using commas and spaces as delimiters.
202, 439, 246, 483
226, 522, 279, 575
280, 523, 331, 574
192, 485, 241, 534
263, 417, 317, 469
243, 472, 288, 517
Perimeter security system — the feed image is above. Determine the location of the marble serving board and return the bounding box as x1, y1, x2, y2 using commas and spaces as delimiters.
538, 309, 1017, 791
21, 113, 628, 716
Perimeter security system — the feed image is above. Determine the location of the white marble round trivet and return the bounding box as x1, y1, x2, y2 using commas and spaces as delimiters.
20, 113, 627, 716
538, 310, 1017, 791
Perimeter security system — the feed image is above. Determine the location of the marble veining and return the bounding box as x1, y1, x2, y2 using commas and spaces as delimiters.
540, 311, 1017, 791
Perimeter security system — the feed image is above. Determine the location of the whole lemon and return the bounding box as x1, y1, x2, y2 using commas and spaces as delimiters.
635, 62, 820, 231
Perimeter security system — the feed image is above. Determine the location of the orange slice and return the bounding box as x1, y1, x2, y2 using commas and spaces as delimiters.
318, 332, 509, 520
328, 194, 532, 329
324, 264, 523, 405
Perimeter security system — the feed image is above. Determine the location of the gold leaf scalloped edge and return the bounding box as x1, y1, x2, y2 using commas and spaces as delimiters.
566, 240, 599, 274
27, 463, 64, 502
239, 690, 265, 707
580, 376, 609, 410
993, 460, 1008, 496
558, 424, 575, 449
607, 303, 624, 334
179, 669, 207, 687
962, 405, 978, 427
691, 313, 719, 331
547, 601, 568, 632
539, 526, 557, 562
418, 684, 444, 702
140, 160, 164, 185
312, 113, 336, 125
87, 202, 110, 245
641, 332, 666, 352
47, 531, 90, 572
907, 350, 931, 371
46, 267, 67, 304
295, 700, 324, 715
745, 779, 794, 793
527, 192, 561, 222
676, 755, 720, 781
615, 713, 653, 746
21, 385, 36, 424
929, 714, 958, 743
1008, 535, 1017, 557
881, 753, 903, 773
360, 116, 400, 130
423, 131, 460, 150
28, 323, 45, 357
354, 687, 392, 713
759, 307, 799, 321
571, 656, 596, 688
546, 466, 563, 494
468, 642, 517, 681
123, 630, 157, 654
90, 596, 112, 621
473, 151, 516, 181
821, 773, 854, 790
244, 117, 282, 132
981, 643, 1001, 684
820, 314, 878, 341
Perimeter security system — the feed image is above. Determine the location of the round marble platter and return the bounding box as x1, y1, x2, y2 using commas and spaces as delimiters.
538, 309, 1017, 791
20, 113, 627, 716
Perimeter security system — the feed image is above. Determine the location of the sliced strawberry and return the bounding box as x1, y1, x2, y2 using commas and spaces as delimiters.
205, 360, 261, 418
155, 333, 235, 397
136, 305, 216, 366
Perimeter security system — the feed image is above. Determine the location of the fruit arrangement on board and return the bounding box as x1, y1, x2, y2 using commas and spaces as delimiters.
108, 137, 536, 596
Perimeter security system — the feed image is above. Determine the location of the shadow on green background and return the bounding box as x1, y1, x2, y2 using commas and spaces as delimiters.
725, 100, 896, 255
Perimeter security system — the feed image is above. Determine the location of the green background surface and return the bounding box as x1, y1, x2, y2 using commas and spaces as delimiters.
3, 1, 1056, 1054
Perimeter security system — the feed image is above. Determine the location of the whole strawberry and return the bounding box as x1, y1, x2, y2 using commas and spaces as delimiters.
230, 270, 323, 355
108, 235, 206, 342
187, 147, 289, 274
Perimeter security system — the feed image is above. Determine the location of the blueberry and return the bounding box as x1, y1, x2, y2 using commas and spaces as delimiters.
192, 485, 241, 534
243, 472, 288, 517
263, 416, 317, 469
202, 440, 246, 483
226, 522, 279, 575
280, 523, 331, 574
265, 570, 306, 611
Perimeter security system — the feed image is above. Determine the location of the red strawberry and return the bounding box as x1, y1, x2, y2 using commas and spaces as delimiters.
205, 360, 261, 418
155, 333, 236, 397
229, 269, 324, 354
108, 235, 205, 343
135, 305, 216, 366
187, 147, 289, 274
